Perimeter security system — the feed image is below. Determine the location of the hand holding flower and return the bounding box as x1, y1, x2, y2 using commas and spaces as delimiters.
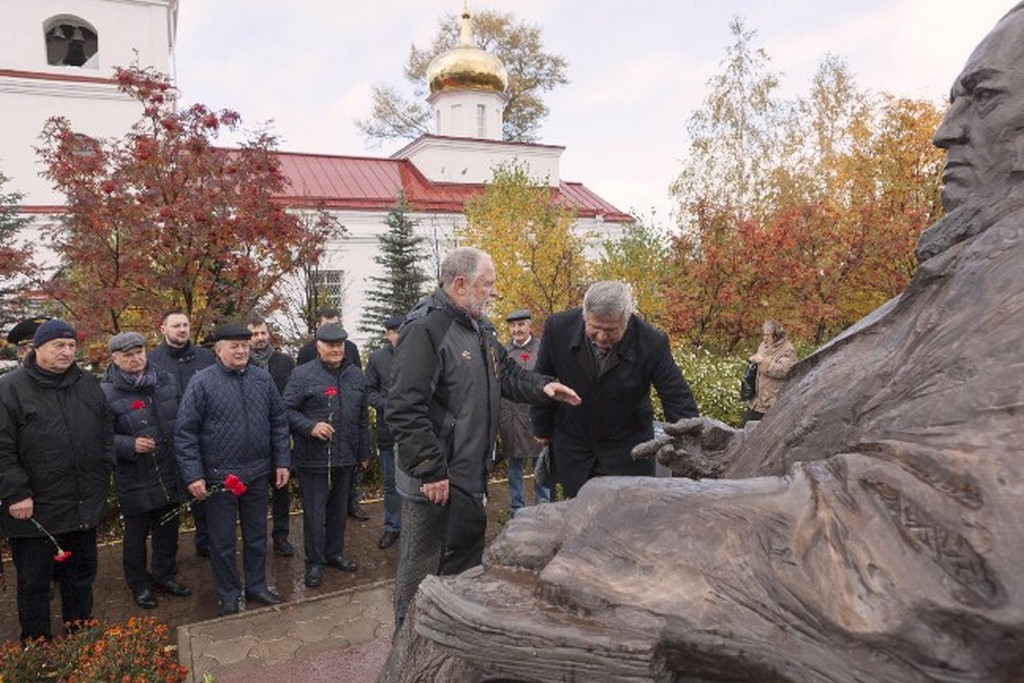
187, 479, 207, 499
310, 422, 335, 440
8, 497, 32, 520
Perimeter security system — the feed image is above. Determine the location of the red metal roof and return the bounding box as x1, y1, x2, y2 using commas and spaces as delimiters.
273, 150, 631, 222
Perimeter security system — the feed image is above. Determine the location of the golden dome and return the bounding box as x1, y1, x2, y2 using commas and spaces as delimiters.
426, 9, 508, 95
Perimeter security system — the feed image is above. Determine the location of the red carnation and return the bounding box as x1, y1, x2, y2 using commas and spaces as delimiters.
131, 400, 146, 411
54, 550, 73, 563
223, 474, 247, 496
520, 353, 530, 361
324, 387, 338, 398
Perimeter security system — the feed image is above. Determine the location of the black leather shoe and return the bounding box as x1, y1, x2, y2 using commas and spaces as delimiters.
327, 555, 358, 572
378, 530, 400, 550
304, 565, 324, 588
153, 579, 191, 597
244, 588, 283, 606
273, 538, 295, 557
195, 545, 210, 558
219, 598, 241, 616
348, 505, 370, 521
133, 588, 158, 609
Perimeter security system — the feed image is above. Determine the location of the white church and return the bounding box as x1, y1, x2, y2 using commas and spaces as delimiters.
0, 0, 631, 345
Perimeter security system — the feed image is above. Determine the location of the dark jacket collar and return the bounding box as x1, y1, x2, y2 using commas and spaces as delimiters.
23, 351, 82, 389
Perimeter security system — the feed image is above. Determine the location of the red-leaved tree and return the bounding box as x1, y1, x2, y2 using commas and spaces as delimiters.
36, 65, 340, 348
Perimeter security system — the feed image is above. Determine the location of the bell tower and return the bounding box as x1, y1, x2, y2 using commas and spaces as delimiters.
0, 0, 178, 206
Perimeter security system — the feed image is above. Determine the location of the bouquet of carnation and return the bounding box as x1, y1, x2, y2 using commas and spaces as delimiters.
160, 473, 248, 525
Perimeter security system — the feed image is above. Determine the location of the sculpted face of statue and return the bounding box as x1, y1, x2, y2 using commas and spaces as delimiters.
934, 5, 1024, 211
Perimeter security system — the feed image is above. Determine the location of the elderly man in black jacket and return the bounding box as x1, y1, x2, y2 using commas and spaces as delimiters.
0, 319, 114, 641
532, 281, 699, 498
101, 331, 190, 610
282, 324, 370, 588
386, 247, 581, 628
175, 323, 291, 616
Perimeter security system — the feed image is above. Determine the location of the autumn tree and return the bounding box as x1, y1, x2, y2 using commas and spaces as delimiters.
36, 65, 340, 346
670, 17, 782, 224
357, 9, 568, 144
0, 172, 36, 333
358, 193, 431, 343
460, 161, 590, 328
594, 218, 670, 326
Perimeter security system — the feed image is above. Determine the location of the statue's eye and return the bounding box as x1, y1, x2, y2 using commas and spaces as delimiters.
973, 87, 998, 105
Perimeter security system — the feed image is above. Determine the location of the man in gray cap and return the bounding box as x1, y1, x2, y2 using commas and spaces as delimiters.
365, 314, 404, 550
498, 309, 549, 514
175, 323, 291, 615
0, 318, 114, 640
101, 331, 189, 610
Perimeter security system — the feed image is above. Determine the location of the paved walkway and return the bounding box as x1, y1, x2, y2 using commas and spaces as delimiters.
181, 580, 394, 683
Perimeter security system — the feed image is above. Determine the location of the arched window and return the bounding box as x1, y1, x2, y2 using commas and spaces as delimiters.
43, 16, 99, 69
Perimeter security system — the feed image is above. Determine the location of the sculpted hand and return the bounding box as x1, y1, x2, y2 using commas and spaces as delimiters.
311, 422, 335, 440
421, 479, 450, 506
8, 497, 33, 520
187, 479, 208, 499
544, 382, 581, 406
275, 468, 290, 489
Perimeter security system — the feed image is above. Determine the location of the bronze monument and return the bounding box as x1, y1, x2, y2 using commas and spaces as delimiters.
380, 4, 1024, 681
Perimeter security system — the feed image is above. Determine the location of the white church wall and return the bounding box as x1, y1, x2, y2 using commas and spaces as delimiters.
398, 137, 563, 187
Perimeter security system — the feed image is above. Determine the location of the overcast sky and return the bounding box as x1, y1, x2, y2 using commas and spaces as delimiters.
173, 1, 1014, 227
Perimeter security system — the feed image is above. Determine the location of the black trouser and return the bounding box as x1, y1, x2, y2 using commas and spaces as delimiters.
298, 466, 352, 566
10, 528, 98, 641
348, 467, 363, 513
122, 504, 181, 593
205, 477, 270, 608
270, 471, 290, 543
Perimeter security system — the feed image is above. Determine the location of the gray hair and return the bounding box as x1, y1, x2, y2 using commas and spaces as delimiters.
440, 247, 489, 287
583, 281, 635, 324
762, 320, 786, 341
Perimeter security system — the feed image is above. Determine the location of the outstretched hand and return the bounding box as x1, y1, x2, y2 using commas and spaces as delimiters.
543, 382, 581, 405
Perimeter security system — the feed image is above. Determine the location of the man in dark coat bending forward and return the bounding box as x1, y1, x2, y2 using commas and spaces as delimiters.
532, 280, 699, 498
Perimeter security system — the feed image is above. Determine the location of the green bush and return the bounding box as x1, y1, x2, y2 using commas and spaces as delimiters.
672, 345, 748, 427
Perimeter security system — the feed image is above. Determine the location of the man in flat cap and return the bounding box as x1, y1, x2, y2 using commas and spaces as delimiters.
365, 314, 404, 550
282, 324, 370, 588
5, 316, 49, 366
100, 331, 189, 610
175, 323, 291, 615
498, 309, 549, 515
0, 319, 114, 640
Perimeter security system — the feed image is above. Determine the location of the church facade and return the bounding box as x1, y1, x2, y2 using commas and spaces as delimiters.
1, 1, 630, 345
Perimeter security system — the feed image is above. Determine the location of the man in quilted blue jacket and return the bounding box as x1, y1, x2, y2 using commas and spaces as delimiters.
175, 323, 291, 616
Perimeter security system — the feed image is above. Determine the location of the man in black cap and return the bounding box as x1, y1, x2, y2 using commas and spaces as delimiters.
100, 331, 189, 610
5, 316, 49, 365
365, 314, 403, 550
0, 318, 114, 640
296, 307, 369, 521
282, 324, 369, 587
498, 309, 550, 514
174, 323, 291, 615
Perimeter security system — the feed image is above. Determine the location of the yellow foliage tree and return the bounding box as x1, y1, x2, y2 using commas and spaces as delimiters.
460, 161, 592, 333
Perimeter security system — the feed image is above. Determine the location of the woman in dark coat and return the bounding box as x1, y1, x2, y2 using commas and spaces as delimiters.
282, 325, 370, 588
100, 332, 189, 609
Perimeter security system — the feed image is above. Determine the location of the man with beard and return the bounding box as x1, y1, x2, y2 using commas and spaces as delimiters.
386, 247, 581, 627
